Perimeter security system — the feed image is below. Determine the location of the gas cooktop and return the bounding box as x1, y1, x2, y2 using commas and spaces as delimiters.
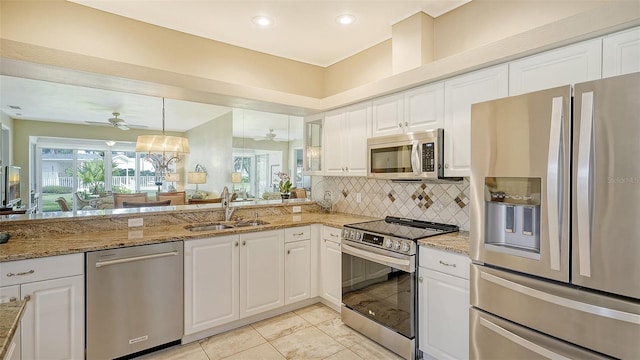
345, 216, 459, 241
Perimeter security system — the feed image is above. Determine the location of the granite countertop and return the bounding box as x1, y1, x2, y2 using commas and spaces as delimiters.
417, 231, 470, 255
1, 212, 470, 261
0, 212, 376, 262
0, 300, 26, 359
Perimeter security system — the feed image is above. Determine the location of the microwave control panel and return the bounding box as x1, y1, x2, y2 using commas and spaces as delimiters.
422, 142, 435, 172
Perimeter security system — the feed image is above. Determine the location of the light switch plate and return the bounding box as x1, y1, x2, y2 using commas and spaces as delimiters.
128, 218, 143, 227
356, 193, 362, 203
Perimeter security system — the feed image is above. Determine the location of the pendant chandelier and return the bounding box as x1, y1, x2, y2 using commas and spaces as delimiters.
135, 98, 190, 188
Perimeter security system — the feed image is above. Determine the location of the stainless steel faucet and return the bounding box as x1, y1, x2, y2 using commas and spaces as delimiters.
220, 186, 236, 221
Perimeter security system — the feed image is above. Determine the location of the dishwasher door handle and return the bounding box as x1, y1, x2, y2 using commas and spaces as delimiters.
95, 251, 179, 268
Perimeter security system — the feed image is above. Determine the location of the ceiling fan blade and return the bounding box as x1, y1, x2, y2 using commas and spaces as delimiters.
115, 122, 130, 131
85, 121, 112, 127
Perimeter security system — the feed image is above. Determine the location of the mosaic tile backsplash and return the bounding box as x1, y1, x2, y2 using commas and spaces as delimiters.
319, 176, 470, 231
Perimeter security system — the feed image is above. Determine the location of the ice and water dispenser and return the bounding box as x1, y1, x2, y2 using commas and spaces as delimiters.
484, 177, 541, 258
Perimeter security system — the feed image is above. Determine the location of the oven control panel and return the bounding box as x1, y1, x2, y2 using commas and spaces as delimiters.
341, 228, 415, 255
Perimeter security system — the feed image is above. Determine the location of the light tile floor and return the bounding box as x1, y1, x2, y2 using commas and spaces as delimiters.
137, 303, 403, 360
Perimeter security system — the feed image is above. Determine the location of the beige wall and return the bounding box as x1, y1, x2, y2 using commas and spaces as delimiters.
185, 112, 233, 198
324, 40, 393, 97
0, 0, 324, 98
434, 0, 612, 60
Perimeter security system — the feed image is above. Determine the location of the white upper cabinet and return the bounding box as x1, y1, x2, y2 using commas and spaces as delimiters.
371, 82, 444, 137
323, 102, 371, 176
509, 39, 602, 95
603, 26, 640, 78
444, 65, 509, 177
371, 93, 404, 137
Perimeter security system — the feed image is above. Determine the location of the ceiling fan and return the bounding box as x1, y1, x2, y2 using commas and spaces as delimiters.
255, 129, 284, 141
86, 112, 147, 130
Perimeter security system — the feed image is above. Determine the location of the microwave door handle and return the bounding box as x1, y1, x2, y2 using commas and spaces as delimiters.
547, 96, 564, 271
577, 91, 594, 277
411, 141, 421, 176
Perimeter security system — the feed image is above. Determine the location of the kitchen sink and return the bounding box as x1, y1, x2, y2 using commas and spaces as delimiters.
233, 220, 269, 227
185, 220, 269, 231
185, 223, 234, 231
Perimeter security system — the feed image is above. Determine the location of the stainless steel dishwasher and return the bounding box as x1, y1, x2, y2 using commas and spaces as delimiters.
86, 241, 183, 359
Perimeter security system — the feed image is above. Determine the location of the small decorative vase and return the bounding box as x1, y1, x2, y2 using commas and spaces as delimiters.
280, 193, 290, 199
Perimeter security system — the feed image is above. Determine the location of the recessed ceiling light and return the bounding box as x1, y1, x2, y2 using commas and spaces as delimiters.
336, 14, 356, 25
252, 16, 274, 27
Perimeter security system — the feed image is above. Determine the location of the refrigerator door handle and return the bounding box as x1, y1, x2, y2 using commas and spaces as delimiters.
547, 96, 564, 271
577, 91, 594, 277
480, 270, 640, 324
479, 317, 572, 360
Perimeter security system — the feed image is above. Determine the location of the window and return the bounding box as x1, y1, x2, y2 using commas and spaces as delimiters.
35, 137, 173, 212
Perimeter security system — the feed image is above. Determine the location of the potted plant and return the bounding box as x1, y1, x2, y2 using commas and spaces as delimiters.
276, 172, 293, 199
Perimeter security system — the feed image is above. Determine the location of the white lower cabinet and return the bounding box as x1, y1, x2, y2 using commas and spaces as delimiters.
418, 247, 470, 360
20, 276, 84, 360
1, 286, 21, 360
285, 240, 311, 304
184, 230, 286, 335
321, 226, 342, 309
184, 234, 240, 335
0, 253, 84, 360
240, 230, 285, 318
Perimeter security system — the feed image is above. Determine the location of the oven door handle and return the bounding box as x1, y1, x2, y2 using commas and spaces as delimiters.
341, 243, 414, 272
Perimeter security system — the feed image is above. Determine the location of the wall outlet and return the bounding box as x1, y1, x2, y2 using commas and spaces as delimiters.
128, 218, 144, 227
128, 230, 144, 239
292, 206, 301, 213
356, 193, 362, 203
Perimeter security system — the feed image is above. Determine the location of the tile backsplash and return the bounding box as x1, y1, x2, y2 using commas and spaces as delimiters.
316, 176, 470, 231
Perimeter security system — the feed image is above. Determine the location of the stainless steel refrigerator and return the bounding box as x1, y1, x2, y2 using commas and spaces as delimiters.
469, 72, 640, 359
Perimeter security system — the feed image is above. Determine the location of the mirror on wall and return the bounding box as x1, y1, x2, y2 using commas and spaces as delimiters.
1, 74, 307, 215
231, 109, 307, 201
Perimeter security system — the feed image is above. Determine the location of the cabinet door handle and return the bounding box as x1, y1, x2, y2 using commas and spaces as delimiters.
439, 260, 457, 268
404, 121, 408, 127
235, 241, 239, 247
418, 276, 424, 283
6, 269, 35, 277
330, 233, 339, 238
23, 295, 31, 302
9, 297, 17, 302
287, 250, 291, 255
293, 232, 304, 236
398, 123, 402, 128
242, 241, 246, 246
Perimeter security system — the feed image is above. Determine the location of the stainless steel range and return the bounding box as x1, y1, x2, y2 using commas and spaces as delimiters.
341, 216, 458, 360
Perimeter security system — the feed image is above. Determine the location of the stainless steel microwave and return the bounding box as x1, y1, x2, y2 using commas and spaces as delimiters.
367, 129, 445, 180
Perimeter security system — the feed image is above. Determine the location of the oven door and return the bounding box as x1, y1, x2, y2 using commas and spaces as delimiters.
341, 241, 416, 339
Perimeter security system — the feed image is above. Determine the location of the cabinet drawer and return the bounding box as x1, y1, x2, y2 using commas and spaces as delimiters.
285, 226, 311, 243
1, 253, 84, 287
322, 226, 342, 243
419, 247, 470, 279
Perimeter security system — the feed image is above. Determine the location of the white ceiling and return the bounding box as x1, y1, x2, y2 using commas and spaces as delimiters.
70, 0, 471, 67
0, 1, 470, 136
